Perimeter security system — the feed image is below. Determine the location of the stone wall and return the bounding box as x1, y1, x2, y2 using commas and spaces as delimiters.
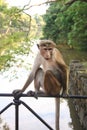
69, 60, 87, 130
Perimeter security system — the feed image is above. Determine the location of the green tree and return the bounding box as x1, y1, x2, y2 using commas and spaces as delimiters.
0, 1, 31, 70
67, 1, 87, 50
43, 1, 87, 50
34, 14, 45, 39
43, 3, 60, 42
0, 0, 45, 70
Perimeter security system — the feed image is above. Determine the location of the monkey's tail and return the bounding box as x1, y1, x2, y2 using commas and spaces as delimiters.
55, 98, 60, 130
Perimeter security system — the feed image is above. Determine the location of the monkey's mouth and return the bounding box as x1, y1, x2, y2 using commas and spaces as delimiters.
45, 58, 50, 60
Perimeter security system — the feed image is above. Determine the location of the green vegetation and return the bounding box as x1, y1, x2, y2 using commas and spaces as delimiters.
0, 0, 44, 70
43, 1, 87, 50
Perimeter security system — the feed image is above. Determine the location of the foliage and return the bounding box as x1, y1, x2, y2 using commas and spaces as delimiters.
29, 15, 45, 39
0, 0, 44, 70
43, 1, 87, 50
43, 3, 60, 42
0, 54, 13, 69
67, 1, 87, 50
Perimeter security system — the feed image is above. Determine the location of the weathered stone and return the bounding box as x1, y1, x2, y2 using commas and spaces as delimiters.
69, 60, 87, 130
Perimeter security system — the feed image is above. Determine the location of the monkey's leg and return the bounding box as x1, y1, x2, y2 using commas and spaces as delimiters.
44, 70, 61, 96
44, 70, 60, 130
34, 68, 45, 94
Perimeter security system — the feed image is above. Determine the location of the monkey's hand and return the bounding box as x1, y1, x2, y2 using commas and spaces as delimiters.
27, 90, 38, 99
12, 89, 22, 99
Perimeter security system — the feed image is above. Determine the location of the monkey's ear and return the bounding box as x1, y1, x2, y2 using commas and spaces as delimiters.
37, 44, 39, 49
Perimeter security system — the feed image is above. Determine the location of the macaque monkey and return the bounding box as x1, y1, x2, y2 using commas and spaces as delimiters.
13, 40, 68, 130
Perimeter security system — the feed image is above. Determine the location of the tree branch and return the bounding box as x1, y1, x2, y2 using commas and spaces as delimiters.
22, 11, 31, 37
21, 0, 56, 11
65, 0, 77, 6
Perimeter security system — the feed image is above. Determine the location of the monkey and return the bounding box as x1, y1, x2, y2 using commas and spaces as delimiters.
13, 40, 68, 130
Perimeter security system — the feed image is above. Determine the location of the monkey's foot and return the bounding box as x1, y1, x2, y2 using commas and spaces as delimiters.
27, 90, 38, 99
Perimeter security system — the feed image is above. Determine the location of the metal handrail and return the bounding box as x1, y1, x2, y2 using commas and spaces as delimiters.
0, 92, 87, 130
0, 93, 87, 98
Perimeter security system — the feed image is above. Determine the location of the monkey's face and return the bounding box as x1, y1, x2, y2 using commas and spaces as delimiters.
39, 46, 54, 60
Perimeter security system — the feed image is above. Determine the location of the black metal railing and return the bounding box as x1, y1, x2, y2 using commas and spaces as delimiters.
0, 93, 87, 130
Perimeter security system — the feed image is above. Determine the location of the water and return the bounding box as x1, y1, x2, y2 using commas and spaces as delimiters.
0, 43, 83, 130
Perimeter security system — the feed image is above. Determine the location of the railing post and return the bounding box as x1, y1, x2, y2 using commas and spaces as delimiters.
15, 102, 19, 130
13, 97, 21, 130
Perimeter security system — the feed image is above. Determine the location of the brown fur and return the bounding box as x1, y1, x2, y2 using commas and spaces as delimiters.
44, 70, 61, 95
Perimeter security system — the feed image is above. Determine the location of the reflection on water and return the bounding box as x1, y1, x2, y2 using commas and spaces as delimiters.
0, 43, 84, 130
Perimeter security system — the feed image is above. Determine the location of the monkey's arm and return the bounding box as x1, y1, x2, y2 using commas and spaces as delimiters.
21, 72, 35, 92
13, 53, 41, 95
21, 53, 42, 92
12, 72, 35, 97
54, 48, 68, 95
54, 48, 66, 65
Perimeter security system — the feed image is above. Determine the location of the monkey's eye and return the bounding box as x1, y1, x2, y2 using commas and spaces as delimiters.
42, 47, 53, 51
43, 48, 48, 51
48, 48, 53, 51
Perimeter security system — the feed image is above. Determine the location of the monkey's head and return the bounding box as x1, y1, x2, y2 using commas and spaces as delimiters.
37, 40, 56, 60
